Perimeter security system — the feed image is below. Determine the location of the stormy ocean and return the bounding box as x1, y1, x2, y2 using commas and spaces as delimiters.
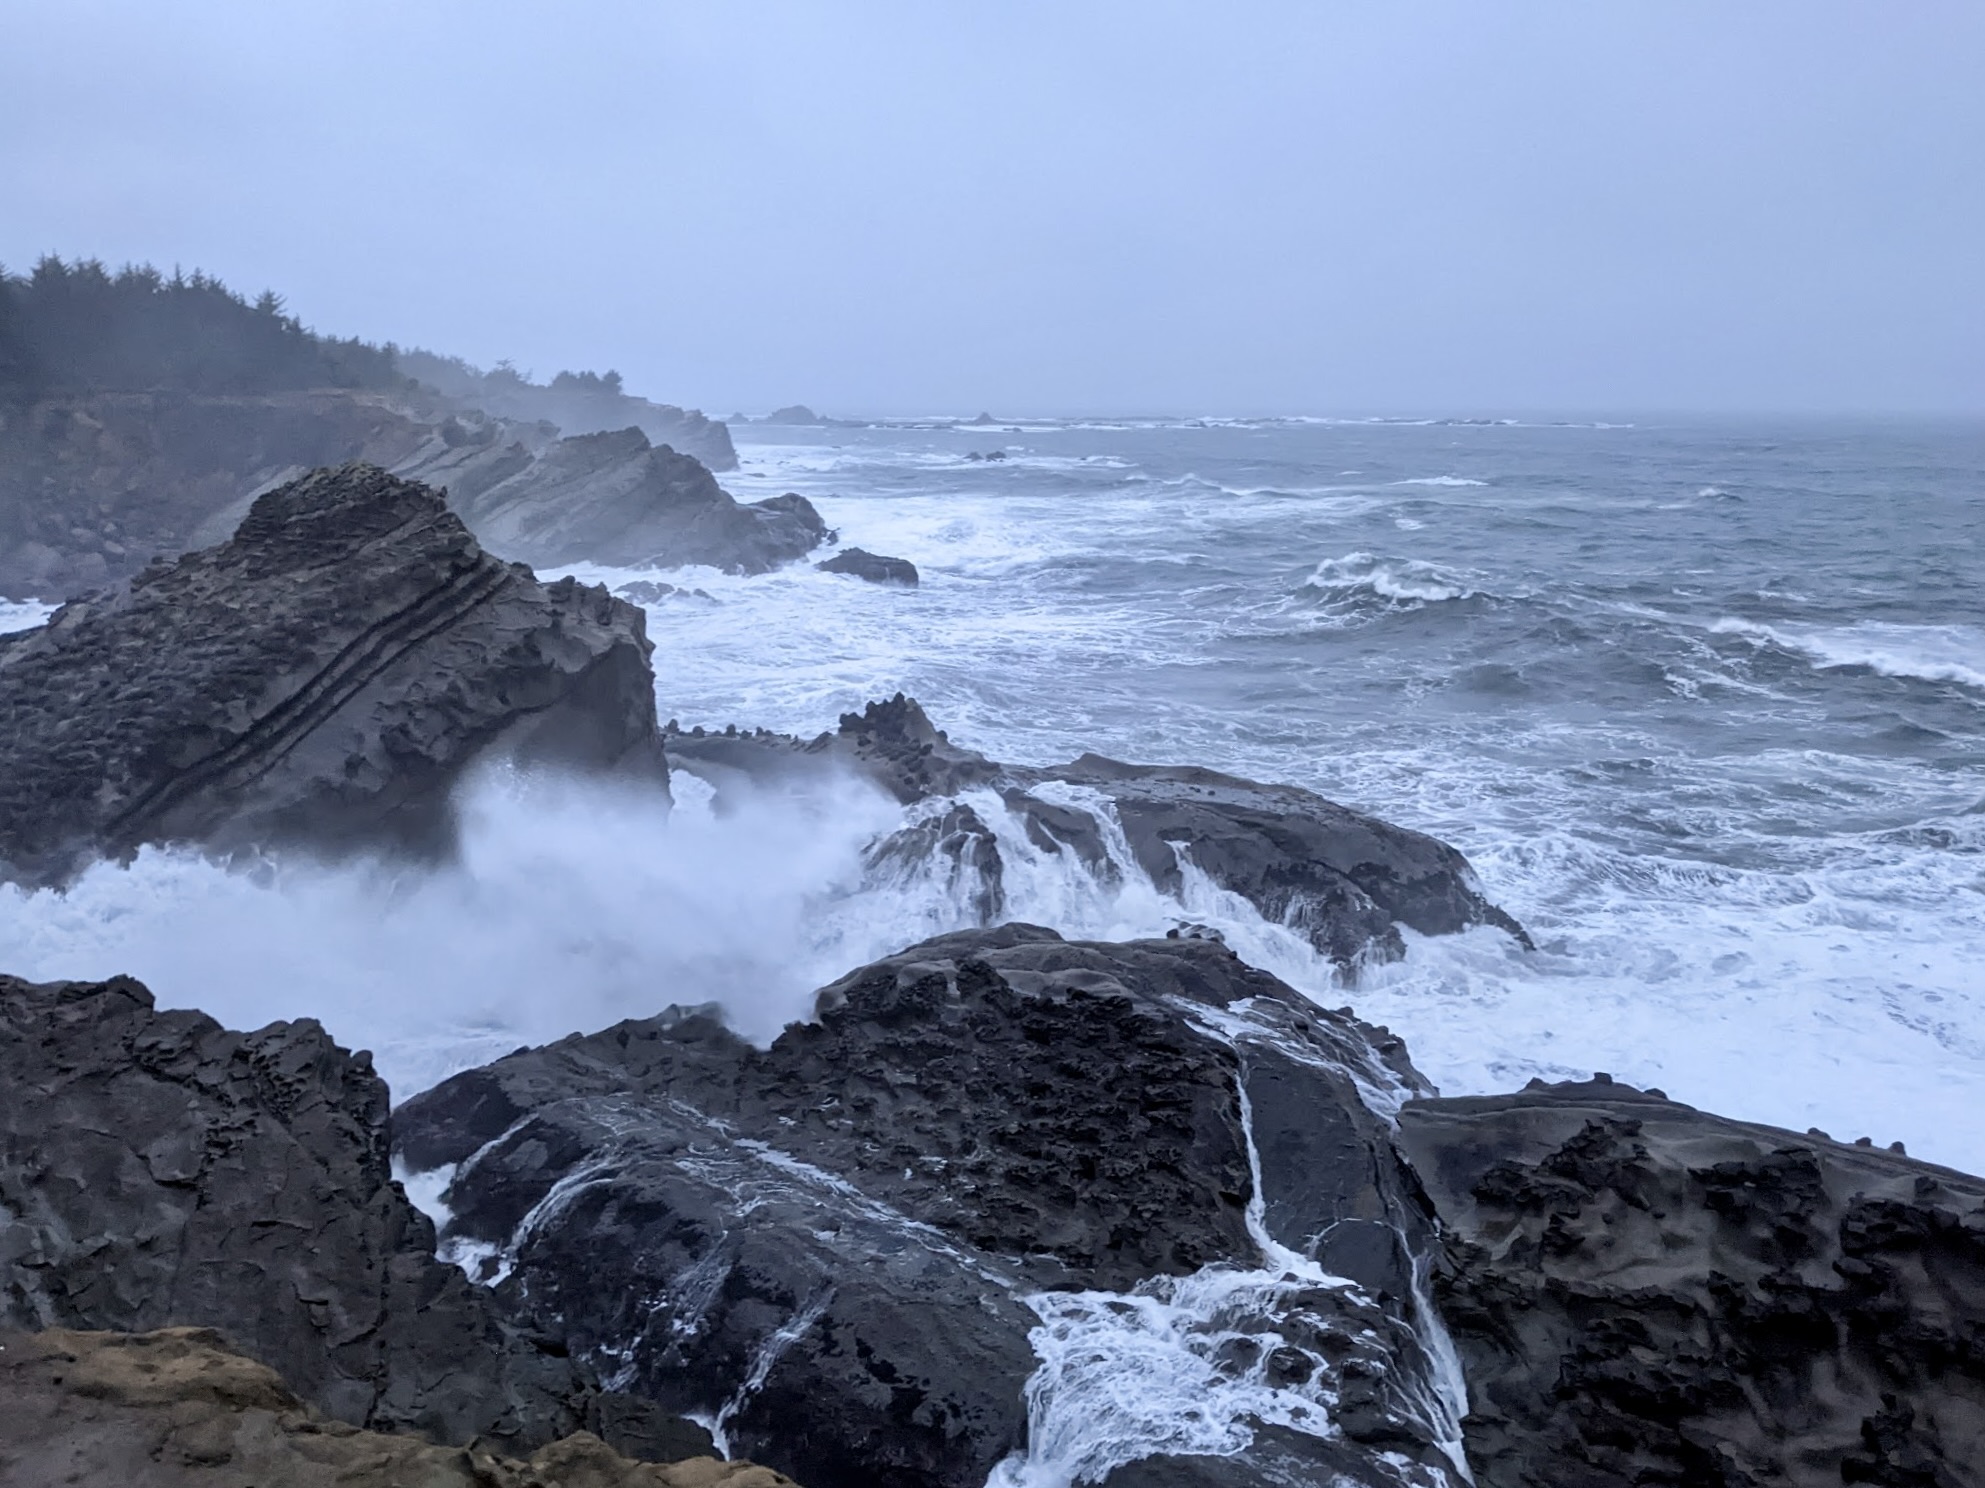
5, 416, 1982, 1173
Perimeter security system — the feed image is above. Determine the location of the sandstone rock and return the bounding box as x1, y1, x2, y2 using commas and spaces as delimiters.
0, 1328, 793, 1487
1396, 1078, 1985, 1487
0, 462, 665, 885
665, 694, 1529, 971
0, 974, 708, 1461
393, 925, 1467, 1488
816, 548, 919, 586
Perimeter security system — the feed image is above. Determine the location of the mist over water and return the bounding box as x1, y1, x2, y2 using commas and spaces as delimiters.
4, 416, 1981, 1176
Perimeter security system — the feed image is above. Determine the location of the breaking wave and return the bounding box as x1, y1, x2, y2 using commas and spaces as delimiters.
1711, 618, 1985, 693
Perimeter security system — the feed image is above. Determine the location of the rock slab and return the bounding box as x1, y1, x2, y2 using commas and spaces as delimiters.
0, 461, 664, 885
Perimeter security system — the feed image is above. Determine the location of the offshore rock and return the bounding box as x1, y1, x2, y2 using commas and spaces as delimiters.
1396, 1078, 1985, 1487
0, 462, 665, 885
816, 547, 919, 585
0, 1328, 792, 1488
0, 974, 710, 1462
393, 925, 1468, 1488
440, 427, 828, 575
665, 693, 1528, 970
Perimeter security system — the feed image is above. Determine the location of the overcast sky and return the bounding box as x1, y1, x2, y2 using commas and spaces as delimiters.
5, 2, 1981, 417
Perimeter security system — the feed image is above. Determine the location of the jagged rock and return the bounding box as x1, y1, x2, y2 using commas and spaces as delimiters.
0, 1328, 792, 1487
1396, 1078, 1985, 1487
392, 925, 1467, 1488
448, 428, 827, 575
664, 694, 1529, 970
0, 462, 665, 886
0, 392, 811, 601
0, 974, 710, 1461
816, 548, 919, 586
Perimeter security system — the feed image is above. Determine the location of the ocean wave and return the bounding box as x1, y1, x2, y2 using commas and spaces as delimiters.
1298, 552, 1484, 607
1390, 476, 1487, 488
1711, 619, 1985, 692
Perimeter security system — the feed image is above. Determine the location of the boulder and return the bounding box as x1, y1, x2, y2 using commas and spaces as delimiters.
392, 925, 1469, 1488
0, 462, 665, 886
665, 694, 1529, 970
1396, 1078, 1985, 1487
0, 1328, 791, 1487
815, 548, 919, 586
0, 973, 709, 1461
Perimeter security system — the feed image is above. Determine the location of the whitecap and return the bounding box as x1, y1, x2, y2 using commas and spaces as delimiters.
1710, 618, 1985, 692
1389, 476, 1487, 488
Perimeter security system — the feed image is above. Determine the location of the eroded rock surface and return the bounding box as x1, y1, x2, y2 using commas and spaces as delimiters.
1396, 1078, 1985, 1488
0, 974, 708, 1461
393, 925, 1468, 1488
0, 462, 664, 885
665, 694, 1528, 970
0, 1328, 792, 1488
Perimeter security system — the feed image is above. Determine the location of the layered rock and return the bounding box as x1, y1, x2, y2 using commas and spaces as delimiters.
1396, 1078, 1985, 1487
0, 973, 709, 1461
0, 462, 665, 886
0, 1329, 792, 1488
816, 548, 919, 585
393, 925, 1471, 1488
0, 392, 814, 600
665, 694, 1529, 970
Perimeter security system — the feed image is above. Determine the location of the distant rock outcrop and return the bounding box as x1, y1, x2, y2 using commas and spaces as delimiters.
758, 404, 822, 425
0, 973, 709, 1462
0, 462, 665, 886
815, 547, 919, 585
1, 1328, 794, 1488
393, 924, 1470, 1488
665, 694, 1528, 970
1397, 1078, 1985, 1487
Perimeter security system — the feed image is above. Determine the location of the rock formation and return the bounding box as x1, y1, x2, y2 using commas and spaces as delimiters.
0, 1329, 795, 1488
392, 924, 1471, 1488
0, 973, 709, 1462
0, 392, 816, 600
1396, 1077, 1985, 1487
0, 462, 665, 886
816, 547, 920, 585
665, 694, 1529, 971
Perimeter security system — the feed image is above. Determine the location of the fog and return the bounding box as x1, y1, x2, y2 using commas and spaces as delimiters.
3, 1, 1981, 415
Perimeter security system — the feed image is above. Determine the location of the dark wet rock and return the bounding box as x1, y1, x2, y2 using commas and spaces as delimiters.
664, 694, 1529, 970
0, 1327, 790, 1488
0, 974, 710, 1462
964, 450, 1007, 462
1396, 1077, 1985, 1488
393, 925, 1466, 1488
0, 462, 665, 886
617, 580, 716, 605
816, 548, 919, 586
449, 428, 828, 575
759, 405, 822, 425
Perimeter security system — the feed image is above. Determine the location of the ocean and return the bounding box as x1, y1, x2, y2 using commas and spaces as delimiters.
5, 415, 1982, 1171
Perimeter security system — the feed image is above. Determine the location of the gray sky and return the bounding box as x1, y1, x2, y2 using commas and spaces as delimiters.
5, 1, 1982, 417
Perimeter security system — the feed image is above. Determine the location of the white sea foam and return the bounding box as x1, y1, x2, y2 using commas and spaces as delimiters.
0, 599, 55, 634
1710, 618, 1985, 692
1300, 552, 1481, 606
1390, 476, 1487, 488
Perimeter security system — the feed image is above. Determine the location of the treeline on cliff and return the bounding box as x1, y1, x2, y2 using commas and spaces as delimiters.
0, 257, 402, 398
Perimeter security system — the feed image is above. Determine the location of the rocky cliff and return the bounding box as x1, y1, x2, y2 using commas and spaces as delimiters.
392, 924, 1472, 1488
0, 392, 818, 600
666, 694, 1530, 972
0, 973, 710, 1462
0, 462, 665, 886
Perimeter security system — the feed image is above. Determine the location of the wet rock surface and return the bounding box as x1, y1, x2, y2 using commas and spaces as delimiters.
0, 1328, 792, 1488
393, 925, 1468, 1488
1396, 1077, 1985, 1488
0, 462, 664, 885
664, 693, 1528, 970
0, 974, 709, 1461
816, 547, 919, 585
